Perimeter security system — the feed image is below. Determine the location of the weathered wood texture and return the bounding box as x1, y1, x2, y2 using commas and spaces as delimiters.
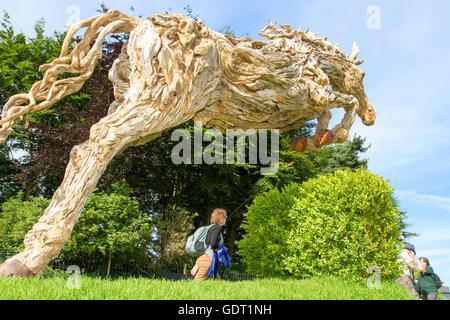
0, 11, 375, 277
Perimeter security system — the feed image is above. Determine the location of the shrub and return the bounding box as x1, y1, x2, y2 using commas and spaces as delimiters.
283, 169, 403, 280
238, 169, 404, 280
0, 193, 50, 252
237, 183, 301, 276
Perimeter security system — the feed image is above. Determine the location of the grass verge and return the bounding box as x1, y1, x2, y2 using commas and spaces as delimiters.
0, 275, 415, 300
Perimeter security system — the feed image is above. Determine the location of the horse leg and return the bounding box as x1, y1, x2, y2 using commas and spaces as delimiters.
294, 92, 359, 153
325, 92, 359, 143
0, 101, 186, 277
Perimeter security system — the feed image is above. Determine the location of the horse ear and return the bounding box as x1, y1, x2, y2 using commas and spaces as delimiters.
350, 42, 360, 61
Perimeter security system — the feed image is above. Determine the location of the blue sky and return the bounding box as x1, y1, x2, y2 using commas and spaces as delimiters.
2, 0, 449, 286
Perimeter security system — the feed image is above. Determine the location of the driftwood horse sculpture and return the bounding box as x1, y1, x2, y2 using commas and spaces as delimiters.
0, 10, 375, 277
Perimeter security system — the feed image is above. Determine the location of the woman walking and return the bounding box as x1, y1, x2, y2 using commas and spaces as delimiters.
191, 208, 227, 281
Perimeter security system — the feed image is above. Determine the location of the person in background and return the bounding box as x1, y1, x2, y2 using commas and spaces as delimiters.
414, 257, 439, 300
396, 243, 419, 299
191, 208, 227, 281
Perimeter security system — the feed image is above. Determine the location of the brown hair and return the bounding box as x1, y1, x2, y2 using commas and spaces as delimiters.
210, 208, 227, 226
419, 257, 430, 266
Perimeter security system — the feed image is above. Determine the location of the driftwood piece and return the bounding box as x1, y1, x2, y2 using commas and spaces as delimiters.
0, 11, 375, 276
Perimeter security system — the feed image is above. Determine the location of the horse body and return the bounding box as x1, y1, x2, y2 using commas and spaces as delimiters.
0, 11, 375, 277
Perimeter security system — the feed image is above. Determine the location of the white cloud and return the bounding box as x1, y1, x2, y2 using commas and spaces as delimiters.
412, 228, 450, 244
397, 190, 450, 212
420, 248, 450, 257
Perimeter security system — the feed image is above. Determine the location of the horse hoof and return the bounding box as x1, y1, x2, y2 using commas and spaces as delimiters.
314, 130, 334, 147
289, 136, 307, 153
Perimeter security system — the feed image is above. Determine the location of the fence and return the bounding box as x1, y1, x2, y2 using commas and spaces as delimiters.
162, 267, 258, 282
0, 247, 66, 273
0, 248, 258, 281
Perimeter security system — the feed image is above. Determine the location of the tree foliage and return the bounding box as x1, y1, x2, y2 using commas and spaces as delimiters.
0, 192, 50, 251
315, 135, 369, 174
61, 182, 152, 276
0, 12, 62, 108
237, 184, 301, 276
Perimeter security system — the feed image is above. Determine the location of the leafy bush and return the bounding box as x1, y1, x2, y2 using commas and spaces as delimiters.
0, 193, 50, 251
284, 169, 403, 280
237, 183, 301, 276
239, 169, 404, 280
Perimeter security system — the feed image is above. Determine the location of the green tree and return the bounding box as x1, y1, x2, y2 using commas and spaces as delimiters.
0, 11, 79, 197
0, 12, 62, 108
0, 12, 63, 200
315, 135, 369, 174
62, 182, 152, 277
252, 123, 317, 195
152, 205, 197, 273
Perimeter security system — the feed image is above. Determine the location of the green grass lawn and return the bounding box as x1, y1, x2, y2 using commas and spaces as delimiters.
0, 275, 415, 300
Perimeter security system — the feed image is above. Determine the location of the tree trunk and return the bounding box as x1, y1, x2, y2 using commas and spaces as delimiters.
106, 253, 112, 278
